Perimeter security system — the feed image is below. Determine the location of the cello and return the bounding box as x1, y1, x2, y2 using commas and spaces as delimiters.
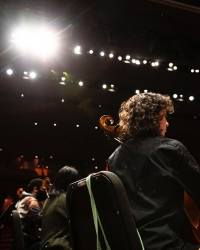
99, 114, 200, 245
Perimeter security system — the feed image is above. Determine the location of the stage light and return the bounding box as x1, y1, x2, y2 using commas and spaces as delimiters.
100, 51, 105, 56
29, 72, 36, 79
118, 56, 122, 61
11, 27, 58, 57
108, 84, 115, 92
143, 60, 147, 64
102, 84, 107, 89
74, 46, 81, 54
79, 81, 83, 86
88, 50, 93, 54
189, 96, 194, 101
7, 69, 13, 75
173, 94, 178, 98
135, 60, 140, 65
109, 53, 114, 58
135, 90, 140, 94
126, 55, 130, 60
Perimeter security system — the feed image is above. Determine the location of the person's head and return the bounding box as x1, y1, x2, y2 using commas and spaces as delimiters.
49, 166, 80, 196
118, 92, 174, 141
27, 178, 47, 202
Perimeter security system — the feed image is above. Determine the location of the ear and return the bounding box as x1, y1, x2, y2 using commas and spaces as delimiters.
33, 186, 38, 194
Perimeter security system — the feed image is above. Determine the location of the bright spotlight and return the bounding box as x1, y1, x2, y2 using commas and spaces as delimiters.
29, 72, 36, 79
173, 94, 178, 98
7, 69, 13, 75
135, 60, 140, 65
100, 52, 105, 56
74, 46, 81, 54
189, 96, 194, 101
79, 81, 83, 86
11, 27, 58, 57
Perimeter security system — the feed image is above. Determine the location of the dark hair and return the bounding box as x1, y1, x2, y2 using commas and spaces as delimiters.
118, 92, 174, 141
27, 178, 43, 193
48, 166, 79, 196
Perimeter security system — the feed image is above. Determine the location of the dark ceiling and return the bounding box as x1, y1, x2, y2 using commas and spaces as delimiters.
0, 0, 200, 181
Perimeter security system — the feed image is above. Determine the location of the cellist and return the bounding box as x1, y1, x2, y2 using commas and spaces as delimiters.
106, 92, 200, 250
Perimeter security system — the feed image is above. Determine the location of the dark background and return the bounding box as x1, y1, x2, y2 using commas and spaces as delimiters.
0, 0, 200, 205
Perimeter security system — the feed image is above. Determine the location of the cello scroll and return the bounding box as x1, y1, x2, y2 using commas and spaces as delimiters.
99, 115, 122, 143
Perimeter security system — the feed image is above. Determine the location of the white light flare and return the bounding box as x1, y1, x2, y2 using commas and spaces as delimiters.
11, 27, 58, 57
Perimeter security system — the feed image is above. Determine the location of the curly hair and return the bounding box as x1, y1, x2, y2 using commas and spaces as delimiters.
118, 92, 174, 141
27, 178, 43, 193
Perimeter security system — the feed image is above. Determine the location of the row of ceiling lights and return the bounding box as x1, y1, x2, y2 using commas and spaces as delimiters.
75, 46, 200, 73
5, 69, 196, 102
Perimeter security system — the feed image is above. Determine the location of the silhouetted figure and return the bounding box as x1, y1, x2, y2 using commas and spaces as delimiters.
15, 178, 47, 250
40, 166, 80, 250
108, 92, 200, 250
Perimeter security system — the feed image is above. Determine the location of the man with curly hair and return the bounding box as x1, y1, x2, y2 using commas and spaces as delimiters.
108, 92, 200, 250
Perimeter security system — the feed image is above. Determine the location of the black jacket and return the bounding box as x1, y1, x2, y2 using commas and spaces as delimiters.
108, 136, 200, 250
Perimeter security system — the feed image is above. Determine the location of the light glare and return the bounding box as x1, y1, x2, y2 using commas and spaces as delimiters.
7, 69, 13, 75
189, 96, 194, 101
12, 27, 57, 57
30, 72, 36, 79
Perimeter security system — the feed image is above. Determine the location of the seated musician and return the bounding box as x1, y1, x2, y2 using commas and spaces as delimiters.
40, 166, 80, 250
108, 92, 200, 250
15, 178, 47, 250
